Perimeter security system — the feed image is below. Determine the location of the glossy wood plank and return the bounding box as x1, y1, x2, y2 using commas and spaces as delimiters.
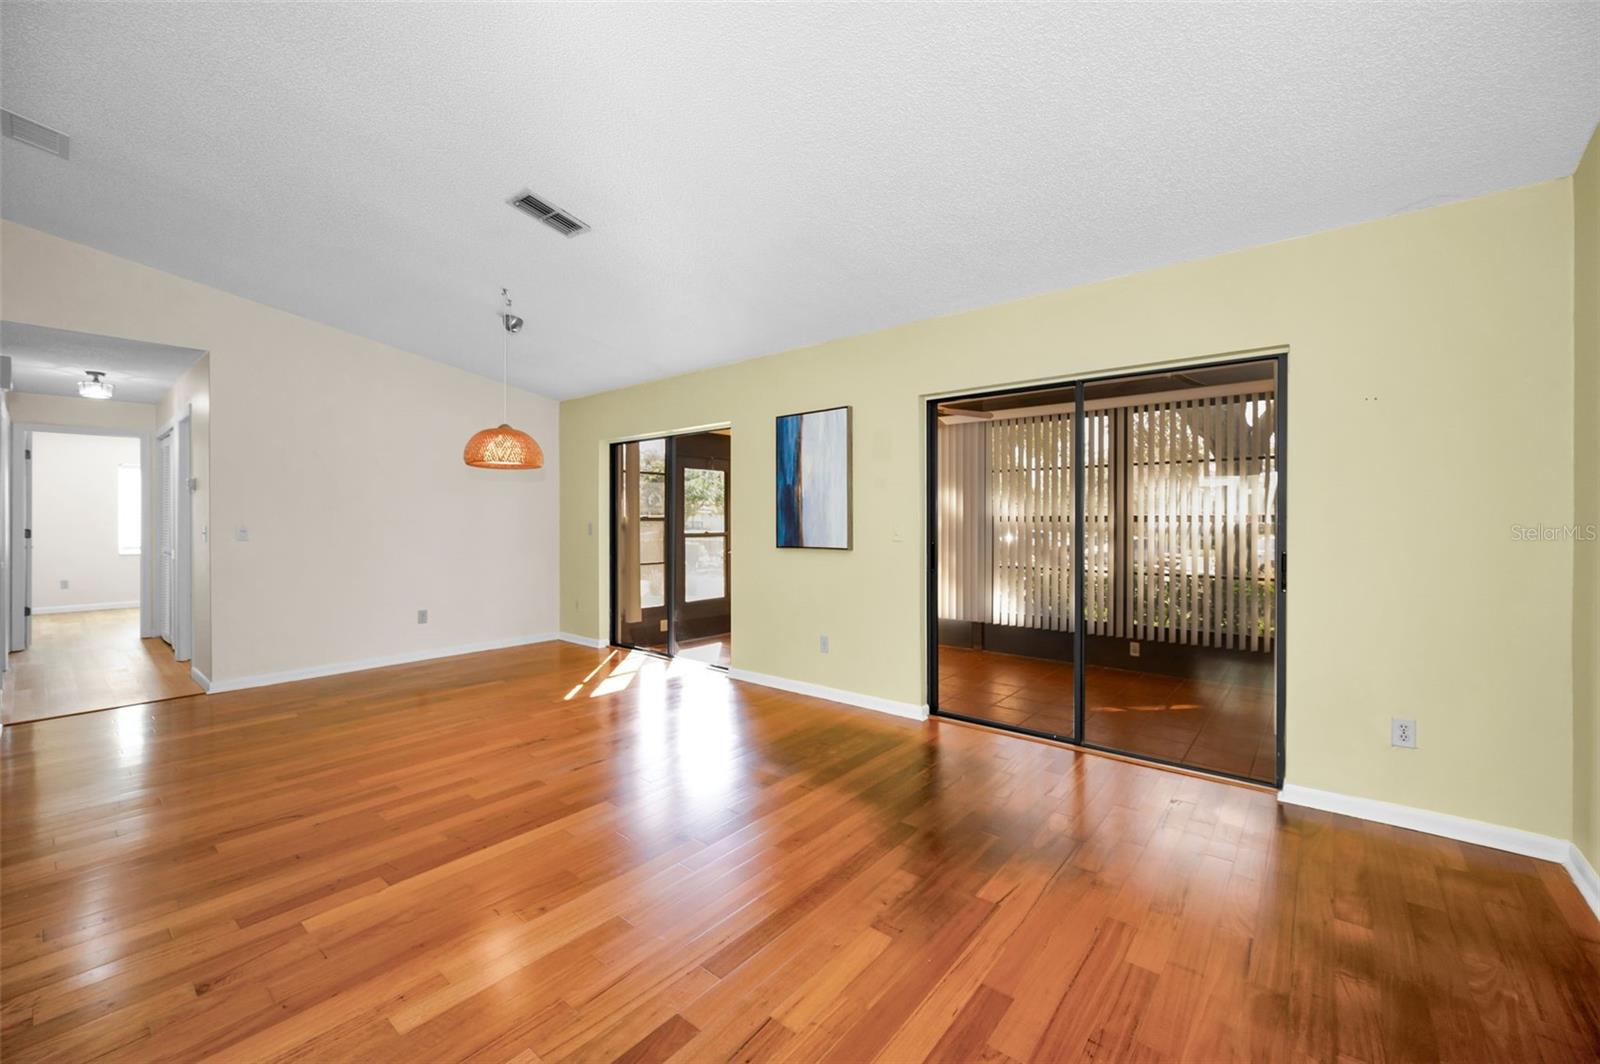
2, 641, 1596, 1062
2, 608, 203, 726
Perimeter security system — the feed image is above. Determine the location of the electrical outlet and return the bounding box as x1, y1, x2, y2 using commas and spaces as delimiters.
235, 526, 250, 542
1128, 641, 1141, 658
659, 619, 668, 632
819, 634, 829, 654
1391, 718, 1417, 748
417, 609, 428, 625
59, 579, 69, 590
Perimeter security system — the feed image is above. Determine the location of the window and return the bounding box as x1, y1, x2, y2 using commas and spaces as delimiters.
637, 439, 666, 608
117, 464, 141, 555
682, 466, 726, 601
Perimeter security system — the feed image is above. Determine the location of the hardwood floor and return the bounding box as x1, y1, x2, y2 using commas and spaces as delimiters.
1, 608, 204, 726
939, 646, 1278, 783
2, 640, 1596, 1062
675, 634, 731, 669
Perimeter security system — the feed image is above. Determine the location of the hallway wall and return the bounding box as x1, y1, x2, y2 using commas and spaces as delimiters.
31, 431, 142, 612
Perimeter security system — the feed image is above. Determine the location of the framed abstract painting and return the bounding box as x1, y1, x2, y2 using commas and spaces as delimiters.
775, 405, 851, 549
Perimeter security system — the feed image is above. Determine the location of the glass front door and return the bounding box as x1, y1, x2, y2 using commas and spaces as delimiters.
611, 430, 732, 666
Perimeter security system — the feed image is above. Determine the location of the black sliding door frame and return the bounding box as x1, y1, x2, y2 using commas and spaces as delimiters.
926, 352, 1287, 789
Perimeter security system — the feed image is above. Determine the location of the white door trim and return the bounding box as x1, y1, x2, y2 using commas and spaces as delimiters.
157, 406, 194, 662
7, 426, 29, 651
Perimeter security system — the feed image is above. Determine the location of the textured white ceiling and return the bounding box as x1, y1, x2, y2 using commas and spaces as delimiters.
2, 4, 1596, 400
1, 321, 204, 404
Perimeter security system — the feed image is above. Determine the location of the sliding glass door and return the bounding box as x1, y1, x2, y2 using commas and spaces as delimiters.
1079, 361, 1281, 783
932, 385, 1078, 740
611, 430, 733, 666
929, 355, 1284, 786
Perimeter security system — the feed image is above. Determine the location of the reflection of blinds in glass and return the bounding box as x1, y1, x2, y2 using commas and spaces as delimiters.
988, 415, 1072, 630
1084, 411, 1112, 637
937, 422, 991, 622
1129, 391, 1276, 650
937, 384, 1276, 649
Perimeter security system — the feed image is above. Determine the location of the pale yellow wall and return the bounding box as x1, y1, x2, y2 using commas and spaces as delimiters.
159, 356, 213, 679
562, 180, 1577, 839
1, 221, 561, 685
1574, 123, 1600, 866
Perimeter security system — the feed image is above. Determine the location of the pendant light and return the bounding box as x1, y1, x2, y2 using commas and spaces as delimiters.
464, 288, 544, 469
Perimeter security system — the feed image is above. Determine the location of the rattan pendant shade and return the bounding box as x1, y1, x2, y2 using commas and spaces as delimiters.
464, 424, 543, 469
465, 288, 543, 470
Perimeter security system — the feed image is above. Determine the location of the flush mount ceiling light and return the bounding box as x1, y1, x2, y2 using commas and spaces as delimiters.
78, 370, 113, 400
463, 289, 543, 470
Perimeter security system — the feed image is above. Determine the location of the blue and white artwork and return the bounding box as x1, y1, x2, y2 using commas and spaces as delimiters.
775, 406, 851, 549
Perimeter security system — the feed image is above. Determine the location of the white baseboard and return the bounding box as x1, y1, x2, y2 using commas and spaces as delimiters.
189, 666, 211, 693
1279, 783, 1569, 861
1280, 783, 1598, 921
1568, 843, 1600, 919
205, 633, 560, 694
558, 632, 607, 649
32, 600, 139, 615
726, 667, 928, 722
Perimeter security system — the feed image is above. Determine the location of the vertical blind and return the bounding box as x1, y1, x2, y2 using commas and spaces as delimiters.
937, 386, 1278, 650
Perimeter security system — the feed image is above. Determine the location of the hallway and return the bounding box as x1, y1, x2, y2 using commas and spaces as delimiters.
1, 607, 201, 725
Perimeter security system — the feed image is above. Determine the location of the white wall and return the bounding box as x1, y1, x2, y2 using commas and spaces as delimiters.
31, 432, 142, 611
6, 392, 159, 434
2, 221, 561, 687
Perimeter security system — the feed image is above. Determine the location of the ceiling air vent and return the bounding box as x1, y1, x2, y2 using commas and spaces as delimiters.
1, 109, 70, 159
510, 189, 590, 238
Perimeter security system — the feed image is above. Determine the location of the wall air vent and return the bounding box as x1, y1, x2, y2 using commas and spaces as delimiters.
510, 189, 590, 238
1, 109, 70, 159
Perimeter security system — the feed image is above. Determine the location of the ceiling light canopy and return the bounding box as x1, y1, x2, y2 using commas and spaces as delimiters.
78, 370, 113, 399
464, 289, 543, 470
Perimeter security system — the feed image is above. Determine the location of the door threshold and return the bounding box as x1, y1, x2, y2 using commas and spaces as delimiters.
608, 642, 730, 672
933, 709, 1279, 793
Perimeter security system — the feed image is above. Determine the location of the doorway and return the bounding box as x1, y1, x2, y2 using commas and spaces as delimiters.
3, 419, 200, 724
611, 429, 732, 668
928, 355, 1285, 786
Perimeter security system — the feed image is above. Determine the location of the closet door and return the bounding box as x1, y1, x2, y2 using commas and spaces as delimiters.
157, 430, 175, 645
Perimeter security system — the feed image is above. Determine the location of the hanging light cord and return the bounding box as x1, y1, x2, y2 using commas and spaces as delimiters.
501, 287, 511, 424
